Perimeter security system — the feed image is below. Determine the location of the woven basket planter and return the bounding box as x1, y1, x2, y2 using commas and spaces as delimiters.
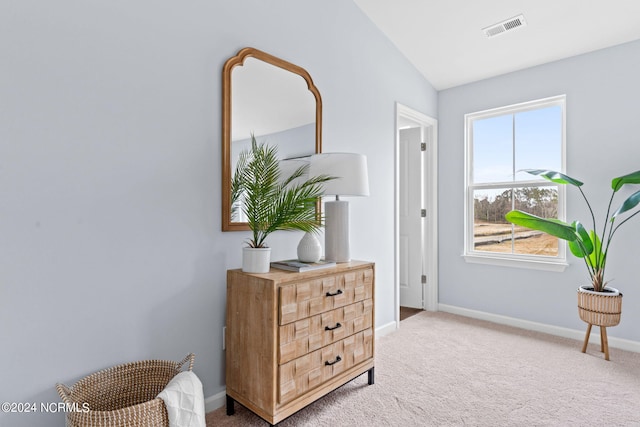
56, 353, 194, 427
577, 286, 623, 327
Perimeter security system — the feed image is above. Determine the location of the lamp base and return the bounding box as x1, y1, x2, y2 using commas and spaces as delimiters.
325, 200, 350, 263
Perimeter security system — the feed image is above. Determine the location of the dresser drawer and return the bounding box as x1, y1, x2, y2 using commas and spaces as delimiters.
278, 328, 374, 404
278, 298, 373, 365
279, 267, 373, 325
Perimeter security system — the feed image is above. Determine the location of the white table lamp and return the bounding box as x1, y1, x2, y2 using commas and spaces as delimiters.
309, 153, 369, 263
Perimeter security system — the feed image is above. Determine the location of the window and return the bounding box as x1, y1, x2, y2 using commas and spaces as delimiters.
464, 95, 567, 270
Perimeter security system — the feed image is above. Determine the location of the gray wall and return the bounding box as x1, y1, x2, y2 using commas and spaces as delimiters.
0, 1, 436, 425
438, 40, 640, 341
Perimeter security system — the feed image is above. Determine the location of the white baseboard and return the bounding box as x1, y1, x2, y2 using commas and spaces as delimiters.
438, 303, 640, 353
205, 308, 639, 413
204, 390, 227, 413
375, 320, 397, 338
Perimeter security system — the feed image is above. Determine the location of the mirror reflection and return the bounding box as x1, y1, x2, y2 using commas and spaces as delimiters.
222, 48, 322, 231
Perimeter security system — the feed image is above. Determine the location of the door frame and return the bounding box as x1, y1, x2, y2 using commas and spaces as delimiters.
394, 103, 439, 327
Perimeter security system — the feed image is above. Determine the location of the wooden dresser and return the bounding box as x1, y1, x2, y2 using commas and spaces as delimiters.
225, 260, 375, 426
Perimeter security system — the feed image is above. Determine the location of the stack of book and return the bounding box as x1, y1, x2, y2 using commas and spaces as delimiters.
270, 259, 336, 272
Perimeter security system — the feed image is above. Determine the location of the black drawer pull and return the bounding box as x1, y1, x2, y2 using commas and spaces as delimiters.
325, 356, 342, 366
325, 323, 342, 331
325, 289, 343, 297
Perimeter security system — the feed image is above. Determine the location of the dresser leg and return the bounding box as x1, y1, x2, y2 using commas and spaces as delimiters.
226, 394, 235, 416
367, 367, 375, 385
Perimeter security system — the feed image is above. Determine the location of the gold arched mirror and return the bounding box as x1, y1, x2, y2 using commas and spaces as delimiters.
222, 47, 322, 231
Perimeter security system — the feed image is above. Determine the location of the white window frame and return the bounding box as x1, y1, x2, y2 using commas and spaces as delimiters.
463, 95, 568, 271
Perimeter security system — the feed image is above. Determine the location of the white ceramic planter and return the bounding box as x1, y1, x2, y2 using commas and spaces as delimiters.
577, 284, 620, 296
242, 247, 272, 273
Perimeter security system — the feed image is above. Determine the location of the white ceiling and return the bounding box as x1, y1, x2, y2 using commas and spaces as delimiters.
353, 0, 640, 90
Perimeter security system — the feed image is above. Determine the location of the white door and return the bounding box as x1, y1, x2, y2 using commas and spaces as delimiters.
396, 103, 438, 321
399, 127, 423, 309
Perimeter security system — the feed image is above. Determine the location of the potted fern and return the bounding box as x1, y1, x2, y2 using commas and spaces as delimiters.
505, 169, 640, 359
231, 135, 334, 273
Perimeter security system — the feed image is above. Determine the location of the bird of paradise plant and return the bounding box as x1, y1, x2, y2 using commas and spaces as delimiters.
506, 169, 640, 292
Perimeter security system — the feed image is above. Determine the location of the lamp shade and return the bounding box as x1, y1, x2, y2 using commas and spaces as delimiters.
309, 153, 370, 197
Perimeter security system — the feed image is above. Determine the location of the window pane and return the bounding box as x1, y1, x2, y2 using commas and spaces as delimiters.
473, 188, 513, 253
473, 115, 513, 183
514, 106, 562, 181
473, 186, 559, 256
512, 186, 559, 256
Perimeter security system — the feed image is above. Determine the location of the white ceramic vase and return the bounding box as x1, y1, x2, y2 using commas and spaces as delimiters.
242, 247, 272, 273
297, 232, 322, 263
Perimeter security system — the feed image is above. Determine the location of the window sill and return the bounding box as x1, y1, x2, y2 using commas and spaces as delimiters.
463, 253, 568, 272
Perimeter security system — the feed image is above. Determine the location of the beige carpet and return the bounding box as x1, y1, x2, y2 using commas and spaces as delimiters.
206, 311, 640, 426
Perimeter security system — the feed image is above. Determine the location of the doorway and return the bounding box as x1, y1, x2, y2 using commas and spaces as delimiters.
395, 103, 438, 325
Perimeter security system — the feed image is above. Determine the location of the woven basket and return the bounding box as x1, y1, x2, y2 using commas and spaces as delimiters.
577, 286, 623, 327
56, 353, 195, 427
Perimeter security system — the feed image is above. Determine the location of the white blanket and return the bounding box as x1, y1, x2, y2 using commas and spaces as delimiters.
157, 371, 205, 427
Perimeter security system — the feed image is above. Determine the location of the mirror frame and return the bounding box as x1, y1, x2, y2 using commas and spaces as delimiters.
222, 47, 322, 231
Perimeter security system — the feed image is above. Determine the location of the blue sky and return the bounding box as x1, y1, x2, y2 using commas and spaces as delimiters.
473, 105, 562, 185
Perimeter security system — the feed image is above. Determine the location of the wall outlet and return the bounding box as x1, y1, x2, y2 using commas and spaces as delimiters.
222, 326, 226, 350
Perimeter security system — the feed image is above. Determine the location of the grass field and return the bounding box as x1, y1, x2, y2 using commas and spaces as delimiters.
474, 221, 558, 256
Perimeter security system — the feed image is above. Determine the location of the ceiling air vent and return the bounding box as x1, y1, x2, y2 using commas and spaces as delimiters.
483, 14, 526, 38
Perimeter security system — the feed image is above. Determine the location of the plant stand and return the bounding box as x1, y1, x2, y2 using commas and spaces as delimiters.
577, 286, 622, 361
581, 324, 612, 360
